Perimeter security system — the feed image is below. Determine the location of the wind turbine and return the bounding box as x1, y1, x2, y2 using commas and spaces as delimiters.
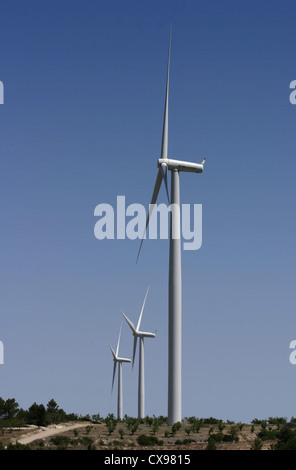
136, 27, 206, 424
109, 322, 131, 420
121, 286, 156, 419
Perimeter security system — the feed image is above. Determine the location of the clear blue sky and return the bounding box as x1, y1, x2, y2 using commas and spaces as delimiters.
1, 0, 296, 423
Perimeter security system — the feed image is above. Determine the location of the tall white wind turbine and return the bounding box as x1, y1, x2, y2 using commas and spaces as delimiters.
109, 323, 131, 420
136, 27, 206, 424
121, 287, 156, 419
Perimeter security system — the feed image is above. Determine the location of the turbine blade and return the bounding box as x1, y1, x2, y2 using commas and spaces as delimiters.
132, 336, 138, 370
161, 25, 172, 160
121, 310, 136, 334
109, 344, 116, 360
116, 322, 123, 357
111, 362, 117, 394
136, 168, 163, 263
160, 162, 170, 203
136, 286, 150, 331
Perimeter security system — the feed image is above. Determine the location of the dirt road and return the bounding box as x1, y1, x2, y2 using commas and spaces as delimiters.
13, 422, 89, 445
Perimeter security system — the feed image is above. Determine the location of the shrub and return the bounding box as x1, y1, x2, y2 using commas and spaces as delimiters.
110, 440, 124, 447
175, 438, 195, 445
203, 417, 223, 425
274, 426, 296, 450
50, 435, 71, 449
131, 421, 139, 435
251, 437, 263, 450
185, 426, 191, 436
208, 432, 224, 443
223, 433, 239, 442
183, 438, 195, 444
79, 436, 94, 447
171, 421, 182, 435
206, 438, 216, 450
268, 417, 287, 427
6, 442, 31, 450
257, 428, 278, 441
137, 435, 163, 446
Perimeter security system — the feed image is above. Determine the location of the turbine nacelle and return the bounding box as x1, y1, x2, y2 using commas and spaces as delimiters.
110, 323, 131, 395
158, 157, 206, 174
109, 344, 131, 364
121, 287, 156, 369
137, 331, 156, 338
116, 357, 131, 363
121, 311, 156, 339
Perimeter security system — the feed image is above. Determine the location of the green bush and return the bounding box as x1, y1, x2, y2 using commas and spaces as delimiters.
6, 442, 31, 450
268, 417, 287, 426
206, 438, 217, 450
257, 428, 278, 441
110, 440, 124, 447
137, 435, 163, 446
171, 421, 182, 435
222, 433, 239, 442
79, 436, 94, 447
274, 426, 296, 450
208, 432, 224, 442
174, 438, 195, 445
50, 435, 71, 449
183, 438, 195, 444
251, 437, 263, 450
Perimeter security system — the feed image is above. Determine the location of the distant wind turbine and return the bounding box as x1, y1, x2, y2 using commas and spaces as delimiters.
136, 27, 206, 424
109, 322, 131, 420
121, 286, 156, 419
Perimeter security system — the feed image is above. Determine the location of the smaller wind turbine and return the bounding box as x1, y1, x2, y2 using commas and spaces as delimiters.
121, 287, 156, 419
109, 322, 131, 420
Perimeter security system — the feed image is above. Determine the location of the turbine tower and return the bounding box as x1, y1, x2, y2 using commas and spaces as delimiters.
137, 27, 206, 424
109, 323, 131, 420
121, 286, 156, 419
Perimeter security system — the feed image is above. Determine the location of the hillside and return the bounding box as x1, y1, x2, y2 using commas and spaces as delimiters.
0, 420, 284, 450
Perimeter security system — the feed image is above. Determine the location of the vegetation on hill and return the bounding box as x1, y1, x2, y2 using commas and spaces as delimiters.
0, 397, 78, 427
2, 396, 296, 450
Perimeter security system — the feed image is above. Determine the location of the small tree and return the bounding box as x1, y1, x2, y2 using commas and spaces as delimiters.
192, 419, 202, 433
251, 437, 263, 450
185, 426, 191, 436
27, 403, 47, 426
131, 420, 139, 435
152, 420, 160, 435
171, 421, 181, 436
206, 438, 217, 450
106, 421, 116, 435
